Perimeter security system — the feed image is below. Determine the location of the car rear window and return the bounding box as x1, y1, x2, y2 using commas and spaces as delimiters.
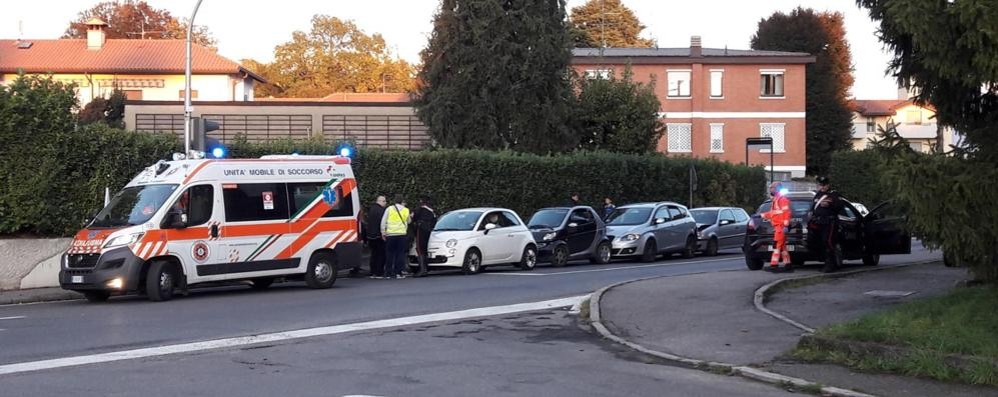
755, 199, 812, 216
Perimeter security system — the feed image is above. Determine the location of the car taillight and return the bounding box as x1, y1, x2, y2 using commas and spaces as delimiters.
747, 219, 756, 232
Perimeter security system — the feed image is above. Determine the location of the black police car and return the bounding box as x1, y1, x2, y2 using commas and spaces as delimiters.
527, 206, 612, 267
743, 192, 911, 272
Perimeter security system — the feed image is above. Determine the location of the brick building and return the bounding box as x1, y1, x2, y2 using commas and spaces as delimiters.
572, 37, 814, 179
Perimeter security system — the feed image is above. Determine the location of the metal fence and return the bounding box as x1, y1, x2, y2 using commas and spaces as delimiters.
322, 115, 430, 150
202, 114, 312, 143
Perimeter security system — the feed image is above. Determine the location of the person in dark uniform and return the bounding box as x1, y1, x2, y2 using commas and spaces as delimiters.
411, 196, 438, 277
365, 196, 388, 278
566, 193, 581, 207
811, 176, 844, 271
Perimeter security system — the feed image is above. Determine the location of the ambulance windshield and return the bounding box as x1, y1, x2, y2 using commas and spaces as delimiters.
90, 184, 179, 228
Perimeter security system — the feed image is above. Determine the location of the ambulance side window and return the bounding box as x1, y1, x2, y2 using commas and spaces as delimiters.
223, 183, 291, 222
184, 185, 214, 227
286, 182, 355, 219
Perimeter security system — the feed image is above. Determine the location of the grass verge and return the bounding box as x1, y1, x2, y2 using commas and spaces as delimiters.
791, 286, 998, 386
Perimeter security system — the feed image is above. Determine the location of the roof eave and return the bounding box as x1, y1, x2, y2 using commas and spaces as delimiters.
571, 55, 816, 65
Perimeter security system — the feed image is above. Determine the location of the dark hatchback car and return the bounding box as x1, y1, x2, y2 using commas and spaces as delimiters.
527, 206, 611, 267
743, 192, 911, 272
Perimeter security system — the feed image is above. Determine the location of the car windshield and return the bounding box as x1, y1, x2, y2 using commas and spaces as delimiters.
756, 199, 812, 216
90, 184, 179, 228
606, 207, 652, 226
691, 209, 718, 225
434, 211, 484, 232
528, 209, 568, 229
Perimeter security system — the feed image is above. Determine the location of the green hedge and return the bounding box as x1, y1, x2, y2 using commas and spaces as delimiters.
231, 137, 767, 218
828, 149, 892, 206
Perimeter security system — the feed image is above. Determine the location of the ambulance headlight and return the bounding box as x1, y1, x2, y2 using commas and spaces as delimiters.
446, 239, 458, 248
104, 233, 144, 249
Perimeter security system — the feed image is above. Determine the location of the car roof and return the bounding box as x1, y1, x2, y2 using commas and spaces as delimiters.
690, 207, 743, 211
619, 201, 682, 208
451, 207, 510, 213
537, 206, 594, 211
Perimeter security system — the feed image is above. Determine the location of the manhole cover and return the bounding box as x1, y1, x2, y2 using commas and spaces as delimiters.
864, 290, 916, 298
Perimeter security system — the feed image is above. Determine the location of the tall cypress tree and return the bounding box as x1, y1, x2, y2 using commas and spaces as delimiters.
415, 0, 577, 153
751, 8, 855, 177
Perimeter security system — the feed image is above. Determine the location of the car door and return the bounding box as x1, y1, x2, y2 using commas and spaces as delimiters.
837, 203, 863, 256
730, 209, 750, 249
476, 211, 507, 264
716, 209, 738, 249
567, 209, 597, 255
652, 206, 672, 252
666, 206, 687, 250
864, 202, 912, 255
494, 211, 527, 262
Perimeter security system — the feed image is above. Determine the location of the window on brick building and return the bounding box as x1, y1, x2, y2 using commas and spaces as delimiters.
760, 123, 786, 152
710, 70, 723, 98
584, 69, 612, 80
667, 70, 691, 97
760, 71, 784, 97
709, 124, 724, 153
667, 123, 692, 152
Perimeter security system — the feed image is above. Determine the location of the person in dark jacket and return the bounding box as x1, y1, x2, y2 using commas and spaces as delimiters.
365, 196, 387, 279
411, 196, 438, 277
811, 176, 844, 270
602, 197, 616, 220
566, 193, 581, 207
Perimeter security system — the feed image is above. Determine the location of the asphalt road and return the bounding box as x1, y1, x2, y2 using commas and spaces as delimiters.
0, 243, 940, 396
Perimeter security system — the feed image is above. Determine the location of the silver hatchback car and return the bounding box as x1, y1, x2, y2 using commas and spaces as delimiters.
690, 207, 750, 256
605, 202, 699, 262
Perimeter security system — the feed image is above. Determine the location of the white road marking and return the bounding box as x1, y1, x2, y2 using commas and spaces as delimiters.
0, 316, 25, 321
489, 257, 736, 276
0, 295, 585, 376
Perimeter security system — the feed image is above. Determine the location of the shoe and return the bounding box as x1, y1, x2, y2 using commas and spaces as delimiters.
369, 275, 381, 279
398, 275, 407, 279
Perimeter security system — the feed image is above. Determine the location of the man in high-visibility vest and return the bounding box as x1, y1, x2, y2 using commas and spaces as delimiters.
380, 194, 411, 279
762, 182, 792, 271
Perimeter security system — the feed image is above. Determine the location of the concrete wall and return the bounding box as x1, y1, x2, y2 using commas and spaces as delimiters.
0, 238, 70, 290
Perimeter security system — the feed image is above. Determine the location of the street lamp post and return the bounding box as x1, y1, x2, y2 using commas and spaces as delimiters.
184, 0, 204, 156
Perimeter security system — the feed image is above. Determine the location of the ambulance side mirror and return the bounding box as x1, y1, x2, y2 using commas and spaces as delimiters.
164, 210, 187, 229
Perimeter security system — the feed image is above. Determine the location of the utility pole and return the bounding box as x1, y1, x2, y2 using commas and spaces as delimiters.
184, 0, 204, 156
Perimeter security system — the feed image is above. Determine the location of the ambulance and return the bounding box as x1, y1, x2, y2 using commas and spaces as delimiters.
60, 154, 362, 302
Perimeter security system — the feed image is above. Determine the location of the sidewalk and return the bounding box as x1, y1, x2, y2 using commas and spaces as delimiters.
596, 263, 997, 397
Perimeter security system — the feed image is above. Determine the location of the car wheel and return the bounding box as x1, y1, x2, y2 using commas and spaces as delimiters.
462, 249, 482, 275
251, 277, 275, 290
83, 291, 110, 303
641, 239, 658, 263
146, 261, 177, 302
519, 246, 537, 270
862, 253, 880, 267
746, 255, 765, 271
551, 245, 569, 267
822, 244, 843, 273
590, 241, 612, 265
305, 253, 337, 289
682, 236, 697, 259
706, 238, 719, 257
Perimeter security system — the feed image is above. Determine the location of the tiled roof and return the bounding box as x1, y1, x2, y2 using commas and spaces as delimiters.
572, 47, 812, 58
0, 39, 265, 82
852, 99, 909, 117
256, 93, 411, 103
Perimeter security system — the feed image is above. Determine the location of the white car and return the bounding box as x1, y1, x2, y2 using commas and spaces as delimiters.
410, 208, 538, 274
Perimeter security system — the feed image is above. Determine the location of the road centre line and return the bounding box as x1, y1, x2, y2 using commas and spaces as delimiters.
489, 257, 736, 276
0, 316, 25, 320
0, 295, 586, 376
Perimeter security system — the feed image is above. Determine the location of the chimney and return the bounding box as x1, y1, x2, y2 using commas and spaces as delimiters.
690, 36, 702, 57
86, 18, 107, 50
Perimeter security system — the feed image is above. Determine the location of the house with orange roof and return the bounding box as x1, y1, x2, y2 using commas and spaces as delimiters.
850, 90, 960, 153
0, 18, 264, 107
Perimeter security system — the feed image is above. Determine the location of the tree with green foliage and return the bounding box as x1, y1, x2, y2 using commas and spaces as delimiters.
857, 0, 998, 283
415, 0, 577, 153
569, 0, 655, 48
573, 67, 663, 154
78, 90, 126, 128
751, 7, 855, 177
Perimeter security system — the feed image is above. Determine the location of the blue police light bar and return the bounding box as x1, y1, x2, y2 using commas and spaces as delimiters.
779, 188, 790, 195
335, 142, 356, 159
211, 147, 226, 159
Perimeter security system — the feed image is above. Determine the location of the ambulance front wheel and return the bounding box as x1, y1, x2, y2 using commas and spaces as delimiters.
306, 253, 337, 289
146, 261, 178, 302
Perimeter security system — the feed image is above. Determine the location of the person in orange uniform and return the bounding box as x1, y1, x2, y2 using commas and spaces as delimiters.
762, 182, 792, 271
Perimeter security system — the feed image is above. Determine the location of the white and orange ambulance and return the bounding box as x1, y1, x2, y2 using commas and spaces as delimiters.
60, 154, 362, 302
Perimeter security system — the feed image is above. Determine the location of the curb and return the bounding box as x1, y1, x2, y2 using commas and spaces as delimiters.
753, 260, 942, 333
588, 272, 879, 397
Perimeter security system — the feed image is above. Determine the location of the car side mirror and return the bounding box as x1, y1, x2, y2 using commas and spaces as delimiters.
483, 223, 497, 234
654, 218, 666, 225
164, 210, 187, 229
568, 222, 578, 228
720, 219, 733, 226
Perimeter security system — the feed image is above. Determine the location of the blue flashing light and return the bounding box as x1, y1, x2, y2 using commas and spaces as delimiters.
779, 188, 790, 195
211, 147, 226, 159
335, 141, 356, 159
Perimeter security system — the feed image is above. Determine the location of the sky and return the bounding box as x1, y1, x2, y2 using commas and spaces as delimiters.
1, 0, 901, 99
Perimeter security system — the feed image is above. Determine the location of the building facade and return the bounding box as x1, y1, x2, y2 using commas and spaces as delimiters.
851, 97, 959, 153
572, 37, 814, 179
0, 19, 263, 107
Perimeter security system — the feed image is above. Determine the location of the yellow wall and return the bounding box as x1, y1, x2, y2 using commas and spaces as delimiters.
850, 103, 955, 153
1, 73, 251, 106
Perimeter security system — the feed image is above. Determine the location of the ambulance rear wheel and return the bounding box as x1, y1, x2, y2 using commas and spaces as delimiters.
305, 254, 337, 289
146, 261, 177, 302
83, 291, 110, 303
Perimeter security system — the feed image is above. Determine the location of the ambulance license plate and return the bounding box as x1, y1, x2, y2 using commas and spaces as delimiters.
71, 276, 83, 283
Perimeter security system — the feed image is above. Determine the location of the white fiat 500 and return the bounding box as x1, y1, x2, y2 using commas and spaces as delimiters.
411, 208, 538, 274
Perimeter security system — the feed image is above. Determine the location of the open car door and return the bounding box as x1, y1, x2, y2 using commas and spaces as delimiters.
863, 202, 911, 255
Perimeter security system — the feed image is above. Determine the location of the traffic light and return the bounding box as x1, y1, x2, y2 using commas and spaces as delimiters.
192, 117, 225, 158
